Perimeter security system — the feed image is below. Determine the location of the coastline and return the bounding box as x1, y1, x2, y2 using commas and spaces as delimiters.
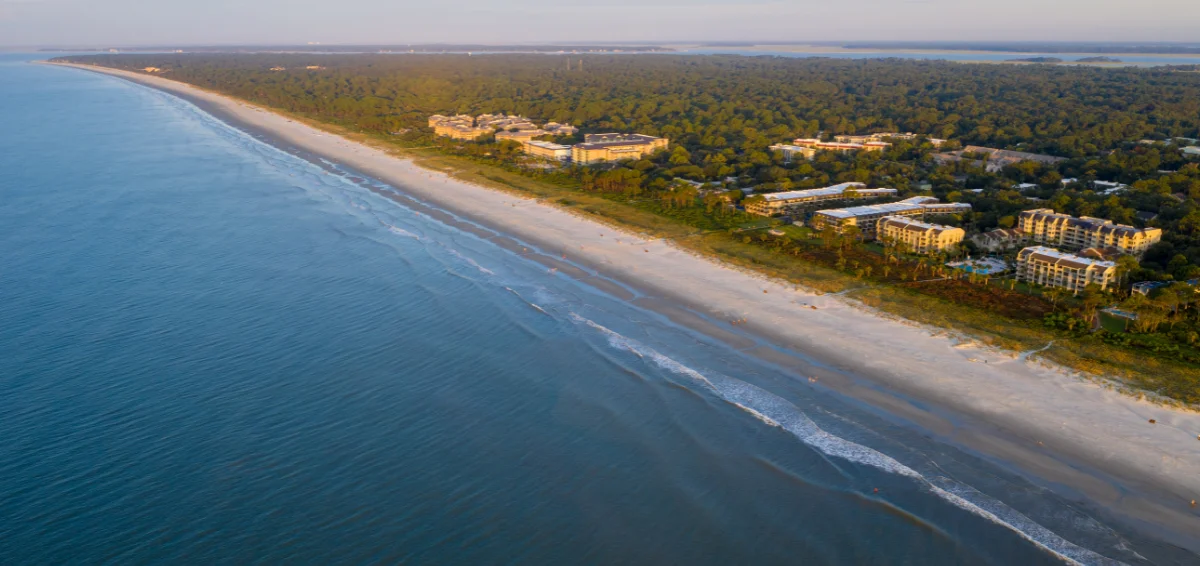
675, 43, 1200, 59
45, 61, 1200, 552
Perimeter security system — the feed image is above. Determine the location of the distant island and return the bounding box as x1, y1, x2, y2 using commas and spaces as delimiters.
39, 44, 676, 54
1075, 56, 1123, 63
1003, 56, 1123, 64
1007, 57, 1064, 63
841, 41, 1200, 54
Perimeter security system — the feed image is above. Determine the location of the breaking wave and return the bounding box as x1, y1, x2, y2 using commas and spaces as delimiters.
385, 224, 421, 240
570, 313, 1123, 566
446, 248, 495, 276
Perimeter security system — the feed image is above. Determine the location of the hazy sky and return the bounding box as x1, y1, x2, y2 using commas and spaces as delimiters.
2, 0, 1197, 47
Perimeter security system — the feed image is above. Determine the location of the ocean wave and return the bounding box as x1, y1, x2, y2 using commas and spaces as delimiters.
570, 313, 1123, 566
445, 248, 495, 276
385, 224, 421, 240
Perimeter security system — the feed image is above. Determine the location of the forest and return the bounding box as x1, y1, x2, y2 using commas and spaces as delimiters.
57, 53, 1200, 399
58, 53, 1200, 265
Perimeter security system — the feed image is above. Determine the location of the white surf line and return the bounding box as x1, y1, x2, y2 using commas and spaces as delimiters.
570, 313, 1123, 566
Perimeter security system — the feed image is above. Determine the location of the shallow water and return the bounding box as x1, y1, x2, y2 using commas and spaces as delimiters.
0, 54, 1186, 564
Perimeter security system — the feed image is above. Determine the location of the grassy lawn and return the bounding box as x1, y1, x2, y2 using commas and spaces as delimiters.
1099, 312, 1130, 334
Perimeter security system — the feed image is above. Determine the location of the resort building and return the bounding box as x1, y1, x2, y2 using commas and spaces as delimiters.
809, 197, 972, 239
571, 133, 669, 164
428, 114, 473, 128
743, 182, 898, 217
476, 114, 538, 131
933, 146, 1066, 173
832, 133, 948, 148
433, 122, 491, 140
770, 144, 817, 162
496, 129, 550, 142
1017, 209, 1162, 256
543, 122, 578, 136
877, 217, 965, 254
970, 228, 1027, 252
522, 140, 572, 161
1016, 246, 1117, 293
792, 138, 890, 155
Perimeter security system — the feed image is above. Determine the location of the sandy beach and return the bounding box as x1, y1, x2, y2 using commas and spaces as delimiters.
47, 61, 1200, 550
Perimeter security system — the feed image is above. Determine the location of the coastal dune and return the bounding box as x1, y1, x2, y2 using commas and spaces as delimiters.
49, 62, 1200, 547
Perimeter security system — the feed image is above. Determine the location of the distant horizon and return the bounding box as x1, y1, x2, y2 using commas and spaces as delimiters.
16, 39, 1200, 50
2, 0, 1197, 47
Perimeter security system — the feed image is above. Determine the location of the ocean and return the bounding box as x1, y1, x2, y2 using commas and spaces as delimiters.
0, 54, 1184, 564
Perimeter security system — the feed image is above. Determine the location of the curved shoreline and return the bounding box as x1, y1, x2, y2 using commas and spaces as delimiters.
43, 61, 1200, 553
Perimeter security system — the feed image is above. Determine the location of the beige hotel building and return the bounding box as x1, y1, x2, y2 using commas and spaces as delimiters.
1016, 246, 1117, 292
571, 133, 669, 164
877, 216, 965, 254
1017, 209, 1161, 256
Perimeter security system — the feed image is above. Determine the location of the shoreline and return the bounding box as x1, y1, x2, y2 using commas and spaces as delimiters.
45, 61, 1200, 553
673, 43, 1200, 58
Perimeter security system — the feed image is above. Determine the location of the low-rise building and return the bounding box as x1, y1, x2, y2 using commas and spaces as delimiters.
971, 228, 1027, 252
476, 114, 537, 131
1016, 246, 1117, 293
810, 197, 972, 239
877, 216, 965, 254
744, 182, 897, 217
496, 129, 550, 142
831, 133, 948, 148
572, 133, 668, 164
770, 144, 817, 162
1017, 208, 1162, 256
434, 122, 491, 140
543, 122, 578, 136
933, 146, 1066, 173
792, 138, 890, 154
522, 140, 572, 161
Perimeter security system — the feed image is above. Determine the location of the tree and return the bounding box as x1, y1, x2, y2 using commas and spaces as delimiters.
1045, 287, 1069, 309
1114, 255, 1140, 292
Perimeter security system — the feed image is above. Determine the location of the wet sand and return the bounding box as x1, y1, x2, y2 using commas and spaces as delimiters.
46, 61, 1200, 553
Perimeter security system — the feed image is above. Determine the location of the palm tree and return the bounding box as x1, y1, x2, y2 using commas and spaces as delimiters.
1115, 255, 1140, 294
1045, 287, 1068, 309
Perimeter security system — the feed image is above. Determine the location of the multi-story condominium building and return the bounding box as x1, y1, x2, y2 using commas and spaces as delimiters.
877, 217, 965, 254
809, 197, 972, 239
571, 133, 669, 164
770, 144, 817, 162
933, 146, 1066, 173
970, 228, 1027, 252
543, 122, 579, 136
792, 138, 891, 154
744, 182, 898, 217
433, 122, 491, 140
1016, 246, 1117, 293
832, 133, 949, 148
428, 114, 474, 128
496, 129, 550, 142
476, 114, 538, 131
522, 140, 572, 161
1017, 208, 1162, 256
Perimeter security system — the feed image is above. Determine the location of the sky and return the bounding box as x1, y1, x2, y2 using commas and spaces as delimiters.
1, 0, 1197, 47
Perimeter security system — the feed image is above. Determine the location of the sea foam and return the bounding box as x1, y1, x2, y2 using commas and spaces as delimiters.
571, 313, 1123, 566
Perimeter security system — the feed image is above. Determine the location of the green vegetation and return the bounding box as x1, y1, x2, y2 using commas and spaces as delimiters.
56, 53, 1200, 404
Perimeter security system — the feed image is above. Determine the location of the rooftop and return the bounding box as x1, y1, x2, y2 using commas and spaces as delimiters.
1019, 246, 1116, 270
815, 197, 932, 219
879, 216, 961, 232
525, 140, 571, 150
760, 182, 893, 202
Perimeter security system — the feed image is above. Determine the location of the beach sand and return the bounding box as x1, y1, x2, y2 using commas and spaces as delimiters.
47, 61, 1200, 550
